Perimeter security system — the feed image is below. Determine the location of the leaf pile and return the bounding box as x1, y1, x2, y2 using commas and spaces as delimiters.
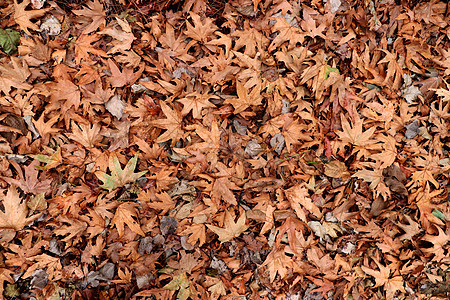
0, 0, 449, 299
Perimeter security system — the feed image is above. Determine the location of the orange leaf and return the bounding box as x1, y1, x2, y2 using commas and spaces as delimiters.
0, 186, 41, 231
111, 202, 145, 237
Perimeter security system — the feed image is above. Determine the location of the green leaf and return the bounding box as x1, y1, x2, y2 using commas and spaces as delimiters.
324, 65, 339, 79
163, 273, 191, 300
432, 209, 445, 220
95, 153, 147, 191
0, 28, 20, 55
28, 147, 62, 170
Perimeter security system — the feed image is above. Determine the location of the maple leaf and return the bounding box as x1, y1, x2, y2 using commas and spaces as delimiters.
184, 12, 217, 43
361, 259, 405, 299
75, 63, 100, 85
372, 49, 403, 90
225, 81, 262, 114
262, 246, 293, 282
186, 119, 221, 162
67, 121, 102, 149
180, 223, 206, 247
353, 161, 391, 201
176, 91, 217, 119
74, 34, 108, 64
269, 17, 305, 52
81, 80, 114, 104
0, 57, 32, 94
32, 114, 60, 145
106, 59, 144, 87
13, 0, 51, 35
284, 184, 322, 222
23, 253, 62, 281
0, 186, 41, 231
28, 146, 62, 170
163, 272, 192, 300
206, 32, 232, 58
2, 160, 52, 194
407, 154, 441, 189
206, 209, 248, 243
421, 226, 449, 261
300, 10, 327, 39
211, 177, 239, 206
336, 112, 376, 146
150, 101, 184, 146
49, 79, 81, 113
95, 152, 147, 191
111, 202, 145, 237
138, 191, 177, 215
306, 276, 334, 298
207, 278, 227, 299
396, 214, 422, 241
98, 17, 135, 54
0, 268, 14, 298
275, 216, 305, 253
370, 134, 397, 169
334, 110, 376, 159
53, 216, 88, 242
433, 80, 450, 102
282, 117, 312, 152
73, 0, 106, 34
231, 27, 269, 57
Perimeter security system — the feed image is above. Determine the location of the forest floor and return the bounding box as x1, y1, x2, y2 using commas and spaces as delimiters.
0, 0, 449, 299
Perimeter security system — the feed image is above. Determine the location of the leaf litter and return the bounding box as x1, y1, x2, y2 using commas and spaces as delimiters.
0, 0, 449, 299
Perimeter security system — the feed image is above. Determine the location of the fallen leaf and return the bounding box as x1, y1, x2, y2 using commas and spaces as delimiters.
206, 209, 248, 243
